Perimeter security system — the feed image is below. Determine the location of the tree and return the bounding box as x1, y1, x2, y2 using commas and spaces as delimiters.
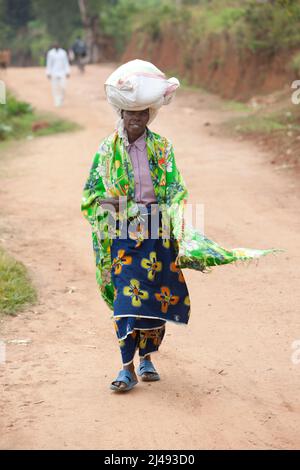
32, 0, 81, 47
4, 0, 32, 29
77, 0, 117, 62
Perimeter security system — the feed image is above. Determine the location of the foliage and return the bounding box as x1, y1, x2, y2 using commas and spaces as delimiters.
227, 107, 300, 135
1, 0, 300, 62
0, 92, 78, 141
31, 0, 82, 47
100, 0, 174, 52
290, 52, 300, 76
3, 94, 33, 117
0, 247, 37, 316
238, 0, 300, 53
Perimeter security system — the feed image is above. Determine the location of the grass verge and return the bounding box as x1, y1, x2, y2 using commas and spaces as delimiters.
223, 100, 300, 166
0, 92, 79, 143
0, 92, 78, 316
0, 247, 37, 317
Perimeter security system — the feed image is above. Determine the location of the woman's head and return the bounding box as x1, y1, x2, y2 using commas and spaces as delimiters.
121, 109, 150, 143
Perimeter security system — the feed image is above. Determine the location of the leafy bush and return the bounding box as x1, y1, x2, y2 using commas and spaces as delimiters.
0, 93, 33, 141
238, 0, 300, 53
0, 247, 37, 316
128, 0, 300, 56
0, 123, 13, 140
100, 0, 177, 53
4, 94, 33, 117
290, 52, 300, 76
0, 92, 78, 142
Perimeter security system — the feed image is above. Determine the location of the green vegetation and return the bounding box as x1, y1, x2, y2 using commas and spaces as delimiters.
0, 247, 37, 316
237, 0, 300, 54
188, 4, 246, 36
0, 0, 82, 63
222, 100, 251, 113
1, 1, 300, 63
100, 0, 168, 53
223, 103, 300, 166
134, 0, 300, 55
290, 52, 300, 76
0, 93, 79, 143
230, 115, 286, 134
226, 106, 300, 135
0, 92, 78, 316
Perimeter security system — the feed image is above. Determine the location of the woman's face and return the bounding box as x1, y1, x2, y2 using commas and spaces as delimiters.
122, 109, 150, 141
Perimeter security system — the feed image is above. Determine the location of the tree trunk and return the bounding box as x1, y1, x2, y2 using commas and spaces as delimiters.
77, 0, 101, 63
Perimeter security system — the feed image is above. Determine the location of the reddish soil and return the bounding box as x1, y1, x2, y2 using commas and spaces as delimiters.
0, 65, 299, 450
123, 29, 297, 101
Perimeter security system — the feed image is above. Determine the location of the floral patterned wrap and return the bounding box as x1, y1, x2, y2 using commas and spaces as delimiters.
81, 128, 187, 309
82, 128, 279, 310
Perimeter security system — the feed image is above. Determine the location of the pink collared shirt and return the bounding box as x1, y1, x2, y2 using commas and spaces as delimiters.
126, 133, 156, 205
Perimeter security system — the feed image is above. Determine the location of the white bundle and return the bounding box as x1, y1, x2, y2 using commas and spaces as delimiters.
104, 59, 180, 123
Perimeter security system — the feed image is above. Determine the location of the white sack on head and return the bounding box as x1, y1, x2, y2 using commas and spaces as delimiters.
104, 59, 180, 123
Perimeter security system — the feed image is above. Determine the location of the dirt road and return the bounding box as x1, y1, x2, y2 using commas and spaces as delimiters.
0, 65, 299, 450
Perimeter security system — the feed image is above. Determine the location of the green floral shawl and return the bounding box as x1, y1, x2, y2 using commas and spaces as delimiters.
82, 128, 279, 310
81, 128, 187, 309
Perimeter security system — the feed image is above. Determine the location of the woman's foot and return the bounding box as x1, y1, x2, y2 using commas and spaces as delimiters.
137, 355, 160, 382
111, 363, 138, 391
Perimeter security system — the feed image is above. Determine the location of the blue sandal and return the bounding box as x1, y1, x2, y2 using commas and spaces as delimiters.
110, 369, 138, 392
137, 359, 160, 382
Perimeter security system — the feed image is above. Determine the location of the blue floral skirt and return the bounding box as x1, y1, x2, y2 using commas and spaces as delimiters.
110, 205, 190, 363
113, 317, 166, 365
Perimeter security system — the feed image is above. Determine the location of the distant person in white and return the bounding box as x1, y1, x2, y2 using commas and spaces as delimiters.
46, 43, 70, 107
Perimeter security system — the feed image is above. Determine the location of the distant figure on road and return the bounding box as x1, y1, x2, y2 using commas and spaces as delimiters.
46, 43, 70, 107
72, 36, 87, 73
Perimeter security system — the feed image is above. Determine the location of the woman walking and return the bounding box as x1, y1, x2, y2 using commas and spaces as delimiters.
82, 61, 190, 391
82, 60, 278, 392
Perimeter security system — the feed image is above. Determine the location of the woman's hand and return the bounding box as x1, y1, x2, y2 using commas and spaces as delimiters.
97, 197, 120, 210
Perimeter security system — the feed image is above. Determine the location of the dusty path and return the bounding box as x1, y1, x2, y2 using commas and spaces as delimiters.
0, 65, 299, 450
